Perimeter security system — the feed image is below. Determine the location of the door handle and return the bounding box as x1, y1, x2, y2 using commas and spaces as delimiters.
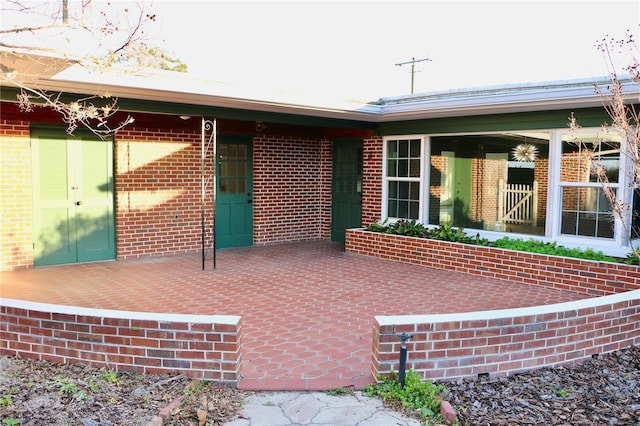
76, 201, 83, 206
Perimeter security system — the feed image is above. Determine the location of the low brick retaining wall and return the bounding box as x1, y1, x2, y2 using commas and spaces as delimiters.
0, 299, 241, 383
346, 229, 640, 381
346, 229, 640, 296
373, 291, 640, 381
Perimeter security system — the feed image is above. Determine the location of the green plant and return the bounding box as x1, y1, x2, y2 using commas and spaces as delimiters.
48, 376, 78, 395
364, 370, 447, 424
325, 386, 353, 396
490, 237, 619, 262
3, 419, 19, 426
625, 249, 640, 265
0, 394, 13, 406
100, 369, 120, 384
365, 219, 632, 264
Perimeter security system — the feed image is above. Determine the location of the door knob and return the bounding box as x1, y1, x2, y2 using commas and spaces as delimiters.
76, 201, 83, 206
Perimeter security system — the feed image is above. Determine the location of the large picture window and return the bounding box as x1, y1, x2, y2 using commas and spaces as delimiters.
381, 129, 627, 249
428, 133, 549, 235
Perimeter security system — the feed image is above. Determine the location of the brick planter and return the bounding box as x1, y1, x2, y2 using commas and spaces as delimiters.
345, 228, 640, 296
345, 229, 640, 381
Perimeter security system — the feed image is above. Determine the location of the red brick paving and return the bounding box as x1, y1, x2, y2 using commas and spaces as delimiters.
0, 242, 589, 390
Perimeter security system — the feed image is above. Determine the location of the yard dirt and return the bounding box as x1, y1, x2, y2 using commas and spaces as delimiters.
1, 345, 638, 425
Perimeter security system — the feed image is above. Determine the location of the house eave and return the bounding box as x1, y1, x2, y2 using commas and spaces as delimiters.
2, 51, 639, 125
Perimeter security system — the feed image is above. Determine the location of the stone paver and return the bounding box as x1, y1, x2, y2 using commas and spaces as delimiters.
223, 391, 421, 426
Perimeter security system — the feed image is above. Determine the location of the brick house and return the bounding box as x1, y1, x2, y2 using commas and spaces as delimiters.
2, 53, 640, 271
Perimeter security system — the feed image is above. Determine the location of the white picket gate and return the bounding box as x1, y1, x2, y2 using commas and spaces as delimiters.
497, 179, 538, 226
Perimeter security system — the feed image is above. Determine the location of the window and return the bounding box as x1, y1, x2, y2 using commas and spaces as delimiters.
381, 129, 627, 248
558, 132, 620, 239
428, 133, 549, 235
383, 137, 422, 219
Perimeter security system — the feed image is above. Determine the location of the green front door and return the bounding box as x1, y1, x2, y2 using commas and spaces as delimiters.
331, 140, 363, 242
31, 128, 116, 266
216, 136, 253, 248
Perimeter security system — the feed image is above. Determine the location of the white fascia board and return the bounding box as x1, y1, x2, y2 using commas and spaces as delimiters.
375, 81, 640, 121
47, 66, 383, 121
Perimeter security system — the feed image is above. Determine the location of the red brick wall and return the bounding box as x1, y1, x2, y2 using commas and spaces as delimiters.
0, 112, 336, 269
346, 229, 640, 295
115, 127, 205, 259
253, 136, 332, 244
353, 229, 640, 382
0, 300, 241, 382
373, 293, 640, 381
0, 119, 33, 270
362, 137, 383, 226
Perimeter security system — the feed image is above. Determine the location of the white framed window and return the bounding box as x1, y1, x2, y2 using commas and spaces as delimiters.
554, 130, 623, 240
382, 136, 425, 220
379, 128, 631, 255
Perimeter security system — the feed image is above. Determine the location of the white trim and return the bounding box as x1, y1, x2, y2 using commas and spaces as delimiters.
0, 298, 241, 325
3, 51, 639, 123
381, 135, 425, 221
376, 290, 640, 326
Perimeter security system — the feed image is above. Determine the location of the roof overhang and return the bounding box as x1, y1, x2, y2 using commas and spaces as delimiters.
2, 50, 639, 124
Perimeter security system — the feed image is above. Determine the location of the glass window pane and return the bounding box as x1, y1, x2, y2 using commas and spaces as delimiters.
409, 201, 419, 219
219, 144, 228, 158
238, 178, 246, 194
429, 133, 549, 235
387, 159, 397, 177
387, 140, 398, 158
238, 144, 247, 160
399, 140, 409, 157
388, 199, 397, 217
398, 200, 409, 218
409, 159, 420, 178
388, 181, 398, 198
560, 186, 615, 238
398, 159, 408, 177
561, 133, 620, 183
410, 139, 421, 158
398, 181, 409, 198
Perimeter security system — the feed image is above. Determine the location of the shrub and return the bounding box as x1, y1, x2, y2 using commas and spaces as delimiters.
364, 370, 447, 425
366, 220, 627, 263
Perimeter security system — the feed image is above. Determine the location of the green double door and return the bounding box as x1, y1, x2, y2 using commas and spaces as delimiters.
31, 128, 116, 266
215, 136, 253, 249
331, 140, 363, 242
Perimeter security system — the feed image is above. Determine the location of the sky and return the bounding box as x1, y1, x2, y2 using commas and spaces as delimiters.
1, 0, 638, 101
149, 0, 640, 100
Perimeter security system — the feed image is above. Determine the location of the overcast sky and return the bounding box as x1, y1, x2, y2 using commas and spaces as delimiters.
151, 0, 639, 100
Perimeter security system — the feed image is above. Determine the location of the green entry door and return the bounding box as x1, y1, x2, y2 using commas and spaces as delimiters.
31, 128, 116, 266
331, 140, 363, 242
216, 136, 253, 248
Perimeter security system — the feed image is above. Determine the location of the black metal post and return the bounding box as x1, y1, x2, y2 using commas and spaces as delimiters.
399, 332, 413, 388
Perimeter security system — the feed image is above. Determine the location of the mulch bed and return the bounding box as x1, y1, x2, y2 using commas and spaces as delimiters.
0, 356, 248, 425
441, 345, 640, 425
1, 345, 638, 425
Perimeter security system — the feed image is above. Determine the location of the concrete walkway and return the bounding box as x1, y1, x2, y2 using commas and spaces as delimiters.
223, 391, 421, 426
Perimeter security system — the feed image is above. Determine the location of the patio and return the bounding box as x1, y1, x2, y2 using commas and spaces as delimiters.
0, 241, 590, 390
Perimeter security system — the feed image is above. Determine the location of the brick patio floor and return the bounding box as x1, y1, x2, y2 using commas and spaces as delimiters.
0, 241, 590, 390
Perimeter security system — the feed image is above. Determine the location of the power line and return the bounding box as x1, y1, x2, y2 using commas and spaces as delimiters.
395, 57, 431, 94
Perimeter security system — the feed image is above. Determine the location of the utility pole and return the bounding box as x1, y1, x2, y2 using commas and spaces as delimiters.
395, 57, 431, 94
